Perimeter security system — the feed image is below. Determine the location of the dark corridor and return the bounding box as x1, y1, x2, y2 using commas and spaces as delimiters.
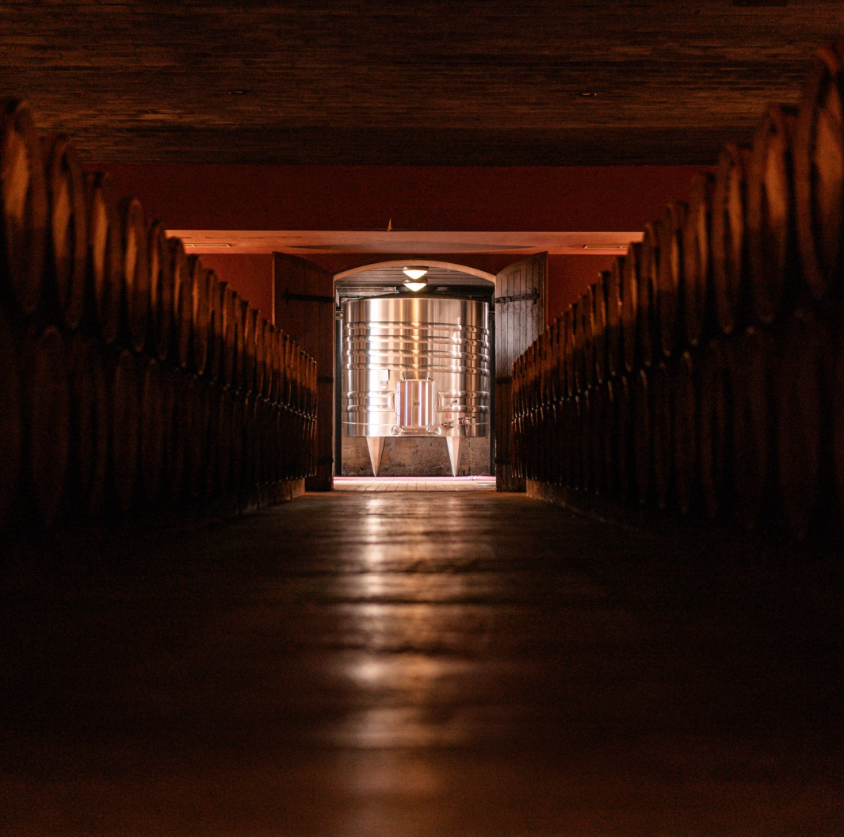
2, 491, 842, 836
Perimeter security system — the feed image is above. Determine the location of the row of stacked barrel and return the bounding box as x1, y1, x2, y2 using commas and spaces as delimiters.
0, 98, 317, 529
513, 42, 844, 538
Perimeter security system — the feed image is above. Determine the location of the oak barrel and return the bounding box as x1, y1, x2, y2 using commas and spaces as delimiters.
538, 333, 548, 409
44, 135, 86, 329
592, 273, 609, 384
639, 220, 661, 369
711, 143, 752, 335
186, 378, 207, 500
276, 328, 288, 407
235, 299, 249, 393
23, 326, 71, 525
263, 319, 276, 401
657, 202, 688, 358
169, 238, 192, 370
699, 338, 733, 519
243, 304, 259, 397
536, 329, 549, 412
681, 173, 716, 347
605, 256, 624, 379
277, 398, 288, 484
589, 384, 605, 494
262, 396, 277, 489
147, 220, 173, 363
221, 284, 239, 389
254, 316, 267, 398
204, 385, 222, 498
601, 379, 617, 496
111, 349, 140, 511
158, 369, 178, 501
242, 394, 259, 503
0, 99, 47, 315
547, 317, 560, 406
0, 308, 22, 525
572, 393, 585, 492
621, 241, 642, 374
615, 374, 634, 500
119, 197, 150, 353
265, 322, 278, 403
551, 314, 564, 404
633, 367, 652, 506
67, 335, 109, 515
85, 172, 122, 344
672, 351, 698, 516
139, 357, 165, 506
284, 331, 296, 409
794, 42, 844, 301
563, 305, 576, 398
230, 391, 246, 499
205, 269, 223, 384
574, 297, 587, 394
832, 334, 844, 520
747, 104, 798, 325
217, 388, 234, 496
775, 310, 829, 537
651, 361, 674, 510
268, 402, 281, 484
167, 372, 189, 501
559, 397, 574, 488
731, 325, 775, 530
550, 401, 562, 486
188, 255, 209, 376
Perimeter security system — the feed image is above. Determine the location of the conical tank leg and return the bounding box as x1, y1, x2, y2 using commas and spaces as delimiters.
446, 436, 462, 477
366, 436, 385, 477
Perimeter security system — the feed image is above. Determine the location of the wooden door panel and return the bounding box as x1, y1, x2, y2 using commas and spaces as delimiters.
273, 253, 335, 491
495, 253, 546, 492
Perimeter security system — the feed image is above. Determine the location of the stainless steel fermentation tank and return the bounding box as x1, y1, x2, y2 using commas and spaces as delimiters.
342, 296, 491, 476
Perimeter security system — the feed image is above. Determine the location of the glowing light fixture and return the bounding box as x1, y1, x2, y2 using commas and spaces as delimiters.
402, 266, 428, 291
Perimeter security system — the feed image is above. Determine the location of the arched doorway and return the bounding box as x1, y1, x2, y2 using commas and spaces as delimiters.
273, 254, 547, 491
334, 262, 496, 481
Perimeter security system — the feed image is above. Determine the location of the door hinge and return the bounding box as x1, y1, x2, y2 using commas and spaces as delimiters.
495, 289, 540, 305
282, 289, 335, 304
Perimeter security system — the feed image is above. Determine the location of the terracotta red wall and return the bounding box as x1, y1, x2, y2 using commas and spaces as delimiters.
547, 255, 615, 322
194, 252, 618, 328
96, 164, 705, 233
198, 254, 274, 320
89, 163, 706, 332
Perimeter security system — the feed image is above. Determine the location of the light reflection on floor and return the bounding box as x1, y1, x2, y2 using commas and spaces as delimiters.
333, 476, 496, 492
4, 492, 840, 836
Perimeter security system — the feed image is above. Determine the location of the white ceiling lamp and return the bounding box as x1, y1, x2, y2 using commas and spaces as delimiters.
402, 266, 428, 292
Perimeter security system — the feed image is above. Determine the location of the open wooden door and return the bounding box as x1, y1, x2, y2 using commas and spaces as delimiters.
495, 253, 547, 492
273, 253, 334, 491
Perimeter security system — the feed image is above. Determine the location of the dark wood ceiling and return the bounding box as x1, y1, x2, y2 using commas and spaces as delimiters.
3, 1, 843, 166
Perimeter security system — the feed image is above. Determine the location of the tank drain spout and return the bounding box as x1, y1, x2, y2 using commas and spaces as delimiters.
366, 436, 385, 476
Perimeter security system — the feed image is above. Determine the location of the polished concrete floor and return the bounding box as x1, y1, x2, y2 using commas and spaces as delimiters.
2, 492, 842, 836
